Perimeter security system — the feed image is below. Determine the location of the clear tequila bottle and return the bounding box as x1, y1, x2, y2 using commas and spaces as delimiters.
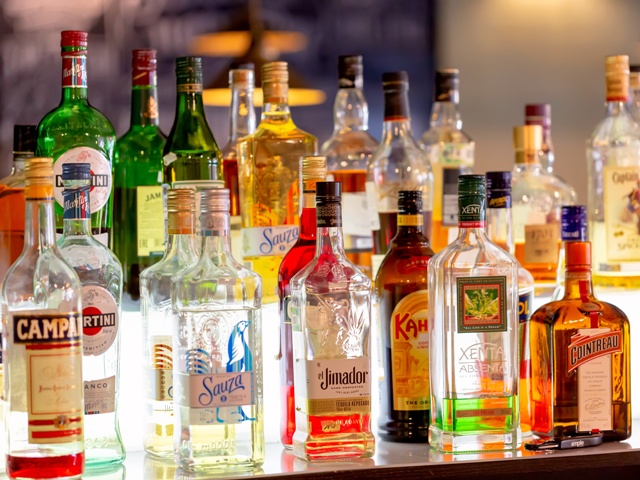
172, 188, 263, 471
140, 188, 198, 458
428, 174, 520, 452
57, 163, 125, 467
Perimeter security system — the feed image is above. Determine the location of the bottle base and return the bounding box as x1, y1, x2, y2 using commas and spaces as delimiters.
428, 426, 520, 453
292, 432, 375, 460
177, 456, 264, 473
378, 429, 429, 443
7, 452, 84, 479
85, 448, 126, 469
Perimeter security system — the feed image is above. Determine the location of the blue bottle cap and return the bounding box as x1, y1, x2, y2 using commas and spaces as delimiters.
62, 162, 91, 181
561, 205, 587, 241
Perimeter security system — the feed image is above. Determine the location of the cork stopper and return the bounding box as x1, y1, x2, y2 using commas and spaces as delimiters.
200, 188, 231, 214
605, 55, 629, 101
25, 157, 54, 186
301, 156, 327, 182
435, 69, 460, 103
229, 63, 254, 88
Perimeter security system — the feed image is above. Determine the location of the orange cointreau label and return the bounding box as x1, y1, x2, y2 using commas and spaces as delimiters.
390, 290, 430, 411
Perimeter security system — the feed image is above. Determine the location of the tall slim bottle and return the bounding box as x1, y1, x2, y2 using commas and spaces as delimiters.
587, 55, 640, 288
277, 156, 326, 448
0, 125, 36, 281
238, 61, 317, 304
291, 181, 374, 460
366, 72, 432, 279
114, 49, 167, 301
420, 69, 474, 251
140, 188, 198, 458
485, 171, 535, 438
552, 205, 588, 301
57, 163, 125, 467
376, 190, 434, 442
321, 55, 378, 277
172, 189, 263, 471
222, 64, 256, 263
2, 158, 84, 479
37, 31, 116, 246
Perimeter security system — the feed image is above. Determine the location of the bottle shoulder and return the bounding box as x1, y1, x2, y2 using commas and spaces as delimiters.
321, 130, 378, 156
512, 167, 576, 205
589, 109, 640, 145
290, 252, 371, 293
430, 234, 518, 271
39, 101, 115, 139
58, 237, 123, 273
249, 121, 318, 144
531, 296, 630, 329
420, 127, 473, 146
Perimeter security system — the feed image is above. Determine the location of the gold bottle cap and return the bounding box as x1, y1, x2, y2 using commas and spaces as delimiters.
301, 156, 327, 181
262, 61, 289, 85
605, 55, 630, 101
513, 126, 542, 165
25, 157, 54, 186
167, 188, 195, 213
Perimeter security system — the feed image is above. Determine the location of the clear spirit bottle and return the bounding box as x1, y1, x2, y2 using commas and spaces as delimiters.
629, 65, 640, 123
291, 181, 374, 460
238, 61, 317, 304
57, 163, 125, 467
551, 205, 588, 301
172, 188, 263, 471
321, 55, 378, 277
420, 69, 474, 252
587, 55, 640, 289
428, 174, 520, 452
140, 188, 198, 458
2, 158, 84, 478
525, 104, 555, 174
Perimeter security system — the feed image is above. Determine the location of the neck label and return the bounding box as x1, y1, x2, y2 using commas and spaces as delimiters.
63, 187, 90, 219
177, 83, 202, 93
62, 56, 87, 88
458, 194, 485, 228
397, 214, 422, 226
317, 203, 342, 228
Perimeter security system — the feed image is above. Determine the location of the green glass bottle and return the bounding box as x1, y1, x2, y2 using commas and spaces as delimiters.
37, 30, 116, 246
114, 49, 167, 301
163, 56, 222, 204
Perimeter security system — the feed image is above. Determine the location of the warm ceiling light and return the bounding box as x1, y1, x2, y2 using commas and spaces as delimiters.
191, 31, 307, 58
203, 87, 325, 108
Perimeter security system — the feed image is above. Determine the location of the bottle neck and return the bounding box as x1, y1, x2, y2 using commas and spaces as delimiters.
163, 232, 196, 263
229, 84, 256, 143
392, 213, 426, 245
515, 151, 541, 166
200, 212, 232, 260
430, 101, 461, 128
316, 203, 345, 256
564, 269, 594, 300
11, 153, 32, 174
131, 85, 160, 127
333, 88, 369, 132
605, 100, 630, 117
175, 89, 207, 120
24, 186, 57, 250
262, 81, 291, 121
486, 205, 514, 255
299, 190, 317, 240
61, 53, 88, 102
458, 193, 487, 239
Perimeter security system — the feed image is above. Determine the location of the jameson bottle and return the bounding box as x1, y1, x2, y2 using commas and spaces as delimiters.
114, 49, 167, 301
277, 156, 326, 448
2, 158, 84, 479
37, 31, 116, 247
376, 190, 434, 442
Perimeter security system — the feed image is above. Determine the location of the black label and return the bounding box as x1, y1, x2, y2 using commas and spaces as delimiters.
317, 204, 342, 228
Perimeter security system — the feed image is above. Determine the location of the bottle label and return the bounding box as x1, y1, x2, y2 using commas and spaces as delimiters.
456, 276, 507, 332
297, 358, 371, 415
12, 312, 84, 444
487, 193, 511, 209
63, 187, 90, 219
54, 147, 112, 213
145, 335, 174, 401
84, 376, 116, 415
177, 83, 203, 93
389, 290, 430, 411
342, 192, 374, 239
603, 166, 640, 261
519, 288, 533, 324
364, 181, 381, 230
524, 224, 559, 264
81, 286, 119, 357
397, 214, 422, 227
62, 55, 87, 88
458, 190, 485, 228
397, 257, 429, 275
242, 225, 299, 257
136, 186, 165, 257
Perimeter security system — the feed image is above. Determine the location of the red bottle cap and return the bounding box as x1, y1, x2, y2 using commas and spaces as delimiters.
132, 49, 157, 70
525, 104, 551, 126
61, 31, 88, 48
566, 241, 591, 272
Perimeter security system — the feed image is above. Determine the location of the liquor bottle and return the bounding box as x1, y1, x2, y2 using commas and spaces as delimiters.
485, 171, 535, 438
2, 158, 84, 479
366, 72, 432, 279
420, 69, 474, 252
551, 205, 588, 301
512, 125, 575, 293
163, 56, 223, 213
587, 55, 640, 288
113, 49, 167, 301
0, 125, 36, 281
321, 55, 378, 276
525, 104, 555, 174
376, 190, 434, 442
629, 65, 640, 123
238, 61, 317, 304
529, 241, 631, 441
172, 188, 263, 471
57, 163, 125, 467
290, 181, 374, 460
221, 64, 256, 263
428, 174, 519, 452
140, 188, 198, 458
278, 156, 326, 448
37, 30, 116, 246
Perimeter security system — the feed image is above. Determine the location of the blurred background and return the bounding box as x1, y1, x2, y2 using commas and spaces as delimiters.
1, 0, 640, 202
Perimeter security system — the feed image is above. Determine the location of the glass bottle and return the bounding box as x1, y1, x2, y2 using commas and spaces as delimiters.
172, 188, 263, 471
551, 205, 588, 301
290, 181, 374, 460
321, 55, 378, 277
366, 71, 432, 280
113, 49, 167, 301
37, 30, 116, 247
238, 61, 317, 304
529, 241, 631, 441
420, 69, 474, 252
512, 125, 575, 294
628, 65, 640, 123
277, 156, 326, 448
0, 125, 36, 281
222, 64, 256, 264
140, 188, 198, 458
2, 158, 84, 479
485, 171, 535, 438
587, 55, 640, 289
525, 104, 555, 174
57, 163, 125, 468
428, 174, 519, 452
376, 190, 434, 442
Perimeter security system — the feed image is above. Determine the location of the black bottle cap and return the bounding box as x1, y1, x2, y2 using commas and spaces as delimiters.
631, 65, 640, 73
435, 69, 459, 102
316, 181, 342, 228
382, 71, 409, 88
338, 55, 363, 88
398, 190, 422, 215
13, 125, 37, 154
230, 61, 255, 71
485, 171, 512, 191
316, 181, 342, 202
62, 162, 91, 181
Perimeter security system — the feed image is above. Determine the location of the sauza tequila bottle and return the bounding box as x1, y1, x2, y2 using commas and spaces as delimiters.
172, 188, 263, 471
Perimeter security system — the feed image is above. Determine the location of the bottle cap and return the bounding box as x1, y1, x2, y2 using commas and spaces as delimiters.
435, 69, 459, 102
301, 156, 327, 182
316, 181, 342, 203
25, 158, 54, 186
513, 125, 543, 152
605, 55, 629, 101
61, 31, 88, 48
62, 162, 91, 181
13, 125, 37, 154
176, 56, 202, 75
458, 174, 485, 196
525, 104, 551, 127
566, 241, 591, 270
229, 63, 255, 88
382, 71, 409, 89
631, 65, 640, 73
485, 171, 512, 191
262, 61, 288, 85
398, 190, 422, 215
338, 55, 363, 88
167, 188, 196, 212
561, 205, 587, 242
200, 188, 231, 214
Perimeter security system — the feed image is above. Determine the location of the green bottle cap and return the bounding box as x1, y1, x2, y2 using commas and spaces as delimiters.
176, 56, 203, 89
458, 174, 486, 227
